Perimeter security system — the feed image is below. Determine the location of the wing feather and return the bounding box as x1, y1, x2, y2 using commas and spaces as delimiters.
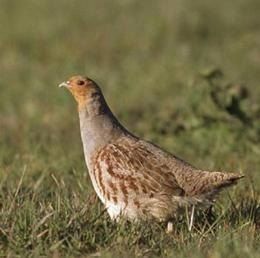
95, 137, 185, 197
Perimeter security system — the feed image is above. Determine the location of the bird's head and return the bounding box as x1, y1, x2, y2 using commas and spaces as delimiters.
59, 75, 103, 110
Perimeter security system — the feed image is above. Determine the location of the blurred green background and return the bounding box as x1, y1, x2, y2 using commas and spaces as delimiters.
0, 0, 259, 257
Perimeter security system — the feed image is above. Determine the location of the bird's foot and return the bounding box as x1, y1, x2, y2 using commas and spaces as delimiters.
166, 221, 173, 233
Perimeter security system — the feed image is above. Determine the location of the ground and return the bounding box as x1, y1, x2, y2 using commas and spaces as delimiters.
0, 0, 259, 257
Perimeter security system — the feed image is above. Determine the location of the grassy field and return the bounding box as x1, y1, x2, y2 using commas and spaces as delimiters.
0, 0, 259, 257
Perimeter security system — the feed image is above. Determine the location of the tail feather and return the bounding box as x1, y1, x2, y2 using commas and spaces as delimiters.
195, 171, 244, 202
172, 173, 244, 209
207, 172, 244, 190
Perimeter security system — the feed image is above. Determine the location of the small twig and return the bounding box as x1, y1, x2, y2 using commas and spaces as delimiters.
32, 212, 54, 235
7, 165, 26, 216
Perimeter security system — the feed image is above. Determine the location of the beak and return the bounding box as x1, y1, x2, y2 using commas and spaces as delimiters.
59, 81, 70, 88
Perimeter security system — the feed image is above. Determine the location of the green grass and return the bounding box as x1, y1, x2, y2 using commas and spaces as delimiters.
0, 0, 259, 257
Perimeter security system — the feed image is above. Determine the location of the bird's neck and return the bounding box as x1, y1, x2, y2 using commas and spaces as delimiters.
78, 101, 127, 165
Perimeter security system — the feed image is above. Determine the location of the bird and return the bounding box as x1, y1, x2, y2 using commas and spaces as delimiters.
59, 75, 243, 230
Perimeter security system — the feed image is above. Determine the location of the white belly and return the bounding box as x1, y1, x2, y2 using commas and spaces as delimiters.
106, 202, 124, 220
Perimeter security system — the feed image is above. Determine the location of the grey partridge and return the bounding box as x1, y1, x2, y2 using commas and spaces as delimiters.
59, 75, 243, 225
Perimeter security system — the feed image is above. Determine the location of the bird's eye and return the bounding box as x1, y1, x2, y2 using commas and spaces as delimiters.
77, 80, 85, 86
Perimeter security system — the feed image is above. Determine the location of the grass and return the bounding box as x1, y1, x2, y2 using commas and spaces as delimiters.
0, 0, 259, 257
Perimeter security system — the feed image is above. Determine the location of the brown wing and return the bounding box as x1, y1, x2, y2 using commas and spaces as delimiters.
133, 139, 243, 199
92, 136, 243, 210
92, 137, 186, 202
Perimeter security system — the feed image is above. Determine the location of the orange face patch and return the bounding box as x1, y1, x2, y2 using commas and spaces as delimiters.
64, 75, 99, 108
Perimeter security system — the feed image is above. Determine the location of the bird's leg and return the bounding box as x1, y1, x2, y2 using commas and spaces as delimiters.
166, 221, 173, 233
188, 205, 195, 231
